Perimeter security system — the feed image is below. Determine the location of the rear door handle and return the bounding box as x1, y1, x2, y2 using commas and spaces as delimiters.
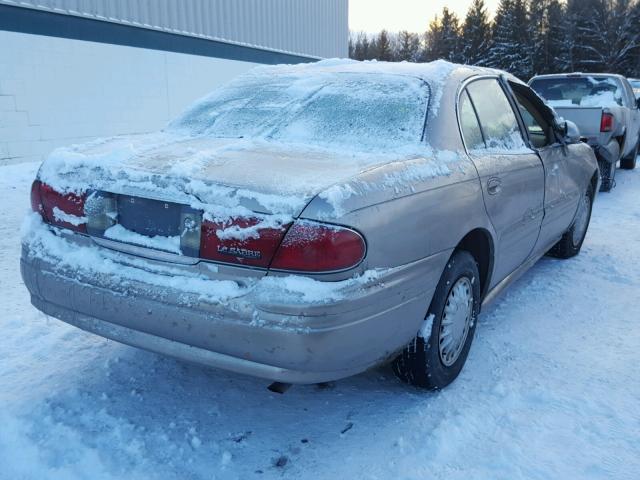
487, 177, 502, 195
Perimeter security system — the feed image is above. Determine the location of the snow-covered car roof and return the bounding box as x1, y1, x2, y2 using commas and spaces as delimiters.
249, 58, 515, 89
529, 72, 628, 81
253, 58, 460, 80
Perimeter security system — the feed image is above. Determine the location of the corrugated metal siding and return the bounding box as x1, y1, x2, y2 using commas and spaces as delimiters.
0, 0, 348, 58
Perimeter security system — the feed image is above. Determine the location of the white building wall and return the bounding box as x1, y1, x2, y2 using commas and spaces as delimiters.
0, 30, 258, 166
0, 0, 349, 58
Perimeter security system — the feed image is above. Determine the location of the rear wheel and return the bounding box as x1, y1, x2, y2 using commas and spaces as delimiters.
392, 250, 480, 390
620, 140, 638, 170
548, 184, 593, 259
598, 159, 617, 192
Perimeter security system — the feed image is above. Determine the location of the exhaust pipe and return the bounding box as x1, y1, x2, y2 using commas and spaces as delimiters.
267, 382, 292, 394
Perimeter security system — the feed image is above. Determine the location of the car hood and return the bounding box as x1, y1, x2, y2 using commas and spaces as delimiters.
38, 132, 418, 217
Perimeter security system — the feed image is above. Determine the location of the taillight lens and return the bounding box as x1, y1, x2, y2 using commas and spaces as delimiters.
270, 221, 366, 272
600, 112, 614, 132
30, 180, 44, 216
199, 218, 365, 272
200, 217, 290, 268
31, 181, 87, 232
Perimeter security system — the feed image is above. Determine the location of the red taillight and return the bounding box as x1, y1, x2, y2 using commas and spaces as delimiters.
30, 180, 44, 216
600, 112, 614, 132
33, 181, 87, 232
199, 217, 365, 272
200, 217, 290, 268
270, 221, 365, 272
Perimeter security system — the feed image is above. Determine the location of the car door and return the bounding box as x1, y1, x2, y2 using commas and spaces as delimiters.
507, 81, 582, 252
461, 78, 545, 286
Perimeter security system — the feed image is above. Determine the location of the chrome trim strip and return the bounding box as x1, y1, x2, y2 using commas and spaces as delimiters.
92, 236, 199, 265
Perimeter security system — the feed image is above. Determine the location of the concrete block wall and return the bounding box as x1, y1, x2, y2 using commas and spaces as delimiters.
0, 30, 258, 166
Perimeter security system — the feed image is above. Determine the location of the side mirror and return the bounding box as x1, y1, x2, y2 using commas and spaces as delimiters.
561, 120, 581, 144
636, 97, 640, 109
557, 120, 568, 137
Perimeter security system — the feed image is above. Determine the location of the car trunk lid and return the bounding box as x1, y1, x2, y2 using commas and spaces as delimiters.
37, 133, 383, 268
551, 106, 604, 141
41, 132, 388, 215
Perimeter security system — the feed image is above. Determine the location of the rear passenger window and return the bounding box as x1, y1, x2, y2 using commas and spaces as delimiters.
459, 90, 485, 149
466, 79, 527, 152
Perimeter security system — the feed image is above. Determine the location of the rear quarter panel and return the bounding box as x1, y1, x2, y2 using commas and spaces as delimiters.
297, 161, 491, 350
321, 173, 488, 271
300, 69, 494, 279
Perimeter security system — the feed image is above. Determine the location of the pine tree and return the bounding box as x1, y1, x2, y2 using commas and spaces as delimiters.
529, 0, 547, 74
398, 30, 421, 62
559, 1, 579, 71
347, 0, 640, 74
528, 0, 566, 75
605, 0, 640, 75
544, 0, 567, 74
564, 0, 607, 71
423, 16, 441, 62
351, 32, 369, 60
441, 8, 462, 62
360, 33, 375, 60
388, 32, 402, 61
376, 30, 393, 61
461, 0, 491, 66
424, 8, 462, 62
560, 0, 637, 74
627, 0, 640, 76
367, 35, 378, 60
487, 0, 532, 79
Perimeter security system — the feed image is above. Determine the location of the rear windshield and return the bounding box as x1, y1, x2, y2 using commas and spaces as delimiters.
530, 76, 624, 108
169, 72, 430, 152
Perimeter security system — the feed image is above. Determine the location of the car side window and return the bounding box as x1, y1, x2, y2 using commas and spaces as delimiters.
459, 90, 485, 150
466, 79, 527, 152
512, 89, 554, 149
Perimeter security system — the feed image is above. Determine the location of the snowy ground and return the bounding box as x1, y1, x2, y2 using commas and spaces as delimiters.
1, 161, 639, 480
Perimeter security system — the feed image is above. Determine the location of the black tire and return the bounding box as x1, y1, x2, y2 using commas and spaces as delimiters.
548, 184, 594, 259
598, 159, 616, 192
620, 140, 638, 170
392, 250, 480, 390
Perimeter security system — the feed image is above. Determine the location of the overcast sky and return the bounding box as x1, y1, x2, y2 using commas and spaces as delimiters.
349, 0, 500, 33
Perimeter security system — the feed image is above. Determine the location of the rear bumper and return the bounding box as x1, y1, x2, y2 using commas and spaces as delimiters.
21, 221, 447, 383
592, 139, 620, 164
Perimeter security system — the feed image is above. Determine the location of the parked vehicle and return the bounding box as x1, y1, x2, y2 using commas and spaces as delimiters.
21, 61, 599, 390
628, 78, 640, 100
529, 73, 640, 191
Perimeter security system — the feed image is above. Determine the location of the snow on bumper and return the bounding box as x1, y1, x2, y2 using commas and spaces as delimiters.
20, 215, 446, 383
